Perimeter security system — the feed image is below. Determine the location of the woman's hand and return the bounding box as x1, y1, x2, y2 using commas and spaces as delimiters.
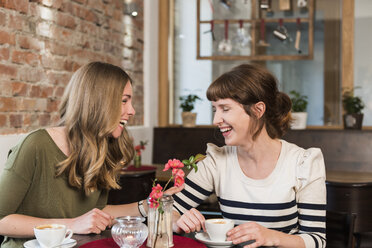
175, 208, 206, 233
70, 208, 114, 234
164, 184, 184, 195
227, 222, 279, 248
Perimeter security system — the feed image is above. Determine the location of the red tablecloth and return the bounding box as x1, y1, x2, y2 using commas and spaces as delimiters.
79, 235, 206, 248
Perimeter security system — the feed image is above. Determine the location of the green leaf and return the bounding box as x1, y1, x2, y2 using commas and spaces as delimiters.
188, 156, 195, 163
194, 154, 206, 163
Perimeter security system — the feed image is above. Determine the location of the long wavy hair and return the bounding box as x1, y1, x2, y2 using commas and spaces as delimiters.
207, 64, 292, 140
57, 62, 135, 195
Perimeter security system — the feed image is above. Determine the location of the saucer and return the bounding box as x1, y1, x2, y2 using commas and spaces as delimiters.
24, 238, 77, 248
194, 232, 233, 248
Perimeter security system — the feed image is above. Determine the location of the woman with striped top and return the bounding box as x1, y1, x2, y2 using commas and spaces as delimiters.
172, 64, 326, 248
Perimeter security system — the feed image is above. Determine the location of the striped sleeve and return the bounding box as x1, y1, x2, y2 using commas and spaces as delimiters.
173, 144, 220, 214
295, 148, 327, 248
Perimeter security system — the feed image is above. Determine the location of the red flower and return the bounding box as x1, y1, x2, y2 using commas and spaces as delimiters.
150, 184, 163, 200
174, 175, 185, 187
148, 154, 204, 209
149, 197, 160, 208
163, 159, 184, 172
134, 145, 141, 151
172, 169, 185, 177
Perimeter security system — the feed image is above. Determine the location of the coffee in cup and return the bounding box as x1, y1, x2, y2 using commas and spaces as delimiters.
34, 224, 73, 248
205, 218, 234, 242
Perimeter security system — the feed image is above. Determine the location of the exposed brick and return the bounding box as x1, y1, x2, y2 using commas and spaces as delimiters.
84, 10, 98, 24
51, 25, 73, 43
0, 30, 16, 45
37, 5, 54, 21
1, 0, 28, 14
56, 12, 76, 29
45, 41, 69, 56
103, 4, 114, 17
46, 98, 58, 112
10, 114, 23, 128
0, 64, 17, 79
0, 81, 12, 96
30, 85, 41, 97
39, 113, 50, 126
71, 0, 86, 4
40, 0, 63, 9
46, 71, 71, 86
79, 20, 98, 35
112, 9, 122, 21
19, 67, 44, 82
0, 97, 18, 111
87, 0, 104, 13
0, 114, 7, 127
18, 98, 36, 111
12, 50, 40, 66
23, 113, 38, 126
41, 54, 65, 70
40, 85, 53, 97
8, 13, 24, 30
12, 82, 28, 96
0, 11, 6, 25
18, 35, 44, 51
36, 22, 52, 38
50, 113, 60, 124
54, 86, 65, 97
0, 47, 10, 60
0, 0, 144, 134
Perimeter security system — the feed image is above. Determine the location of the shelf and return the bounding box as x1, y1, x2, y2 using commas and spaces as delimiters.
196, 0, 314, 61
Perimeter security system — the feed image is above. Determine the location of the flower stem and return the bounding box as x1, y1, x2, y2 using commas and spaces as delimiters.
162, 176, 173, 192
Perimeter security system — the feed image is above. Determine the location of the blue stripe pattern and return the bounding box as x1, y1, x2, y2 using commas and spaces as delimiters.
299, 225, 326, 234
298, 202, 326, 210
222, 210, 298, 222
299, 214, 326, 222
309, 233, 320, 248
180, 188, 205, 205
219, 197, 297, 210
184, 178, 213, 196
173, 194, 193, 212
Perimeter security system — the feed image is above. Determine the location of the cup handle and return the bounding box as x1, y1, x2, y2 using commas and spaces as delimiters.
64, 229, 73, 241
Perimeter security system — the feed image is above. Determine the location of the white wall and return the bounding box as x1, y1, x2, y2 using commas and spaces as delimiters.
0, 0, 159, 172
354, 0, 372, 125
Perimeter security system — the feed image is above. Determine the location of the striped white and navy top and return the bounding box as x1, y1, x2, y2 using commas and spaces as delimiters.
173, 140, 326, 248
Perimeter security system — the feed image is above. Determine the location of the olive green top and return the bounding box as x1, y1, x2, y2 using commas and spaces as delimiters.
0, 129, 108, 248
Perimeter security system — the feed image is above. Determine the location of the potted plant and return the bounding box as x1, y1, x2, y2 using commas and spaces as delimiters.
179, 94, 201, 127
342, 88, 365, 130
289, 90, 308, 130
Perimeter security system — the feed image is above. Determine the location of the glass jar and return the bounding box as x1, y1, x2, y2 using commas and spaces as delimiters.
112, 216, 148, 248
134, 154, 142, 168
147, 195, 174, 248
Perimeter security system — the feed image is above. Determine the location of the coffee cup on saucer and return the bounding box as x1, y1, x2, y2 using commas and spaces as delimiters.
205, 218, 234, 242
34, 224, 73, 248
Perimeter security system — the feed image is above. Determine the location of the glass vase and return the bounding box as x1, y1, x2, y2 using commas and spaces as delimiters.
147, 195, 174, 248
111, 216, 148, 248
134, 154, 141, 168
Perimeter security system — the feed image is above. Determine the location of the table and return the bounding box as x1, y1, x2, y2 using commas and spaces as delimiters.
73, 230, 277, 248
73, 230, 206, 247
326, 170, 372, 247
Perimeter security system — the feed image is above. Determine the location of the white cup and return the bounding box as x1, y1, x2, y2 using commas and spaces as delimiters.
205, 218, 234, 242
34, 224, 73, 248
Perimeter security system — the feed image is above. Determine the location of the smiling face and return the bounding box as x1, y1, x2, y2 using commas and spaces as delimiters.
212, 98, 253, 146
111, 82, 135, 138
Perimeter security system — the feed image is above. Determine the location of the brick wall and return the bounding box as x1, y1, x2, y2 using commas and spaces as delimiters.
0, 0, 144, 134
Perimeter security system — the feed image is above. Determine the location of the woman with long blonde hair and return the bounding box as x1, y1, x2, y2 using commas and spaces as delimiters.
0, 62, 175, 248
